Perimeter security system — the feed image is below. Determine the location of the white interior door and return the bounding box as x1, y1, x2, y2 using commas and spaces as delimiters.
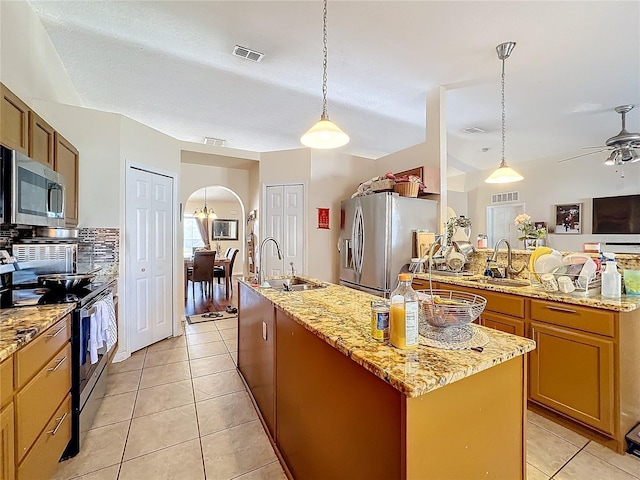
264, 184, 304, 277
126, 166, 174, 353
486, 203, 525, 247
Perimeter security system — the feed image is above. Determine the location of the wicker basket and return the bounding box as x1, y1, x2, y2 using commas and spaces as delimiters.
370, 179, 395, 192
393, 182, 419, 197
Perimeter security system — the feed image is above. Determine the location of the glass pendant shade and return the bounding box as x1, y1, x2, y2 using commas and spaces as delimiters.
300, 115, 350, 149
485, 161, 524, 183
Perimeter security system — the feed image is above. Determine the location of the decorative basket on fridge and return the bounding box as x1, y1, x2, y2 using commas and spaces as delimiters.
416, 289, 487, 343
393, 182, 419, 197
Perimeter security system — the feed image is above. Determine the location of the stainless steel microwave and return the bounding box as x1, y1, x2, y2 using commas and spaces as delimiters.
0, 146, 66, 227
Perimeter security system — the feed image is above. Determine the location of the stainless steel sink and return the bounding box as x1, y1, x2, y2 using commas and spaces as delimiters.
466, 277, 531, 288
263, 277, 326, 291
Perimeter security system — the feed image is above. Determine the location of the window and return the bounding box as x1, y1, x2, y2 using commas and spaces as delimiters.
183, 215, 204, 257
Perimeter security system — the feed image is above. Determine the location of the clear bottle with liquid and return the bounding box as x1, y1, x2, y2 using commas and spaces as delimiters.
601, 252, 621, 298
389, 273, 419, 349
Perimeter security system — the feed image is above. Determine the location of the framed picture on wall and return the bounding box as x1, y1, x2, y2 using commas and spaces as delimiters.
553, 204, 582, 234
212, 219, 239, 240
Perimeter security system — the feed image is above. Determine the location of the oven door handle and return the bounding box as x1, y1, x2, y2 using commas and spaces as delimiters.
80, 288, 113, 317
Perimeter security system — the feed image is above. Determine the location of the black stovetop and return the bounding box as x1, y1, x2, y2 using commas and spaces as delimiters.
1, 281, 112, 309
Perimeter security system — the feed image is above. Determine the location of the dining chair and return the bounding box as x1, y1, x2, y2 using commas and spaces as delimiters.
214, 248, 239, 292
187, 250, 216, 298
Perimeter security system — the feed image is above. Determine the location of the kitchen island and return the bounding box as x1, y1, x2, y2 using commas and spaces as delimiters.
237, 278, 535, 480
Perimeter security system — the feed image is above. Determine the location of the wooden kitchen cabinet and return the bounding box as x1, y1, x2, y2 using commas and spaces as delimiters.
54, 133, 79, 227
0, 84, 30, 154
238, 283, 276, 437
13, 315, 72, 477
529, 320, 614, 435
28, 111, 55, 168
0, 403, 14, 480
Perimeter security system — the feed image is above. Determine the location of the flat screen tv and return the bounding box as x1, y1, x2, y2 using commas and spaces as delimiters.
592, 194, 640, 234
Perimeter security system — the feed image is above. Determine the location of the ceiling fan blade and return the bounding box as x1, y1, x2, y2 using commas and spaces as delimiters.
558, 148, 609, 163
581, 145, 608, 149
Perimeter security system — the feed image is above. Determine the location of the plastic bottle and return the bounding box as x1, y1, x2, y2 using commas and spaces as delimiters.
484, 257, 494, 277
601, 252, 621, 298
389, 273, 419, 349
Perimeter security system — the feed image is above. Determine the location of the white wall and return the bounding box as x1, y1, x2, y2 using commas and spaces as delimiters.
309, 151, 376, 282
0, 0, 81, 106
464, 154, 640, 253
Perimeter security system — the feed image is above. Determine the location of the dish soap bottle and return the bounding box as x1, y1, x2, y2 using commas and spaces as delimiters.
601, 252, 621, 298
389, 273, 419, 349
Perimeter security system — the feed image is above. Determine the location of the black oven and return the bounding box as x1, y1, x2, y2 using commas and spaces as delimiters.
63, 281, 118, 459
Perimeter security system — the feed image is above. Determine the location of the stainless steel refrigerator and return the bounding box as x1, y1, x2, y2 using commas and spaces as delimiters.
339, 192, 438, 297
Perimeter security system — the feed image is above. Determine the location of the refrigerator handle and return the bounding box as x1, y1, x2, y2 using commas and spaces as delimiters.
353, 205, 365, 276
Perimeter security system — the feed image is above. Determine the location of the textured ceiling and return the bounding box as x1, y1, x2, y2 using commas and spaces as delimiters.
28, 1, 640, 174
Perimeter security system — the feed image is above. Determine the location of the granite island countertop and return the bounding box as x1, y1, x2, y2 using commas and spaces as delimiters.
413, 272, 640, 312
0, 304, 76, 362
240, 277, 535, 398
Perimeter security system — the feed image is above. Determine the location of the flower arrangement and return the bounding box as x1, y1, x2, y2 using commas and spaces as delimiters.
514, 214, 547, 240
445, 216, 472, 245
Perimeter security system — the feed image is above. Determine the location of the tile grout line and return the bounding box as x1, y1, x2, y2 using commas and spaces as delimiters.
186, 328, 209, 479
548, 441, 590, 479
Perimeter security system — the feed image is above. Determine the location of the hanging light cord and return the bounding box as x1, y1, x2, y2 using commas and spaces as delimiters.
500, 56, 506, 166
321, 0, 329, 120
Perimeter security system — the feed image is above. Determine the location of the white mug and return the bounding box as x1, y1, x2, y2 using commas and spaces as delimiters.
540, 273, 559, 292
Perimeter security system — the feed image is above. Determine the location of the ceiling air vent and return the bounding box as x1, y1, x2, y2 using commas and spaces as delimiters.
462, 126, 486, 134
491, 191, 520, 204
233, 45, 264, 62
204, 137, 226, 147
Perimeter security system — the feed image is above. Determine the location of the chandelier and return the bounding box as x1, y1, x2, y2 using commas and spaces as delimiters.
194, 187, 217, 219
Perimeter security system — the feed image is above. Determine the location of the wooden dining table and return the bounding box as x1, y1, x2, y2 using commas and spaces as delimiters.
184, 256, 232, 299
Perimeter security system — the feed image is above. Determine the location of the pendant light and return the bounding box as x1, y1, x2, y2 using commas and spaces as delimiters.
194, 187, 217, 219
300, 0, 349, 149
485, 42, 524, 184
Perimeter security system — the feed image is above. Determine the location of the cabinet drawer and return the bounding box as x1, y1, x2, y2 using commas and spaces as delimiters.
17, 395, 71, 480
0, 356, 13, 409
16, 342, 71, 461
15, 314, 70, 388
481, 311, 525, 337
531, 300, 615, 337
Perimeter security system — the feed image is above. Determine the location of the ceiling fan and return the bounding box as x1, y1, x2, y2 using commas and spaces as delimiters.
559, 104, 640, 165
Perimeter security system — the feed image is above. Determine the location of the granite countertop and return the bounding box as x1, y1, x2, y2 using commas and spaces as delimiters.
0, 304, 76, 362
414, 272, 640, 312
240, 277, 535, 398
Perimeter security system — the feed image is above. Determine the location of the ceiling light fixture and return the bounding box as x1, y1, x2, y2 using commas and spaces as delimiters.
485, 41, 524, 184
194, 187, 217, 220
300, 0, 349, 149
604, 150, 618, 166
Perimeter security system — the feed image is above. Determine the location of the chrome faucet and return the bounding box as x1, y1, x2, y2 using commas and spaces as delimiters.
258, 237, 282, 286
490, 238, 525, 278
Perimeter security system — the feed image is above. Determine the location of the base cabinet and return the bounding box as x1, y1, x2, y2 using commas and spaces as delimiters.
239, 284, 527, 479
529, 318, 615, 436
0, 404, 14, 480
238, 283, 276, 437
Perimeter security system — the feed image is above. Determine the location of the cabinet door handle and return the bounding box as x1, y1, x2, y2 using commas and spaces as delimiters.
47, 412, 67, 435
546, 306, 577, 314
262, 321, 268, 341
531, 327, 536, 340
47, 356, 67, 372
46, 325, 66, 338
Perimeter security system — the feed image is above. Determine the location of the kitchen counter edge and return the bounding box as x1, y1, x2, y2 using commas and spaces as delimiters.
239, 277, 535, 398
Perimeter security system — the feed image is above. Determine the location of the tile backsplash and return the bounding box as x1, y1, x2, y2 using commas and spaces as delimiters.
78, 228, 120, 265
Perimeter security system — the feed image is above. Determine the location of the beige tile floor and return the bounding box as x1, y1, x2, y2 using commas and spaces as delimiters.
53, 318, 640, 480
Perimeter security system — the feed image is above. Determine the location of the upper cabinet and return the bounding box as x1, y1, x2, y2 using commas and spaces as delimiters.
0, 83, 80, 227
0, 84, 30, 154
28, 111, 55, 168
54, 133, 79, 227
